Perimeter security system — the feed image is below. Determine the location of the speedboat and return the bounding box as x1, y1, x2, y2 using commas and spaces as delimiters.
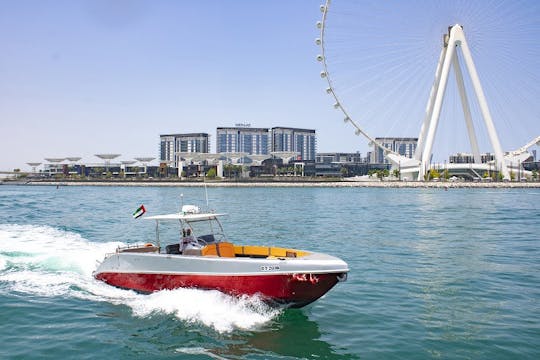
93, 205, 349, 308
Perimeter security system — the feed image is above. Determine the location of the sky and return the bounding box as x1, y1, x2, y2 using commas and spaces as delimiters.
1, 0, 539, 171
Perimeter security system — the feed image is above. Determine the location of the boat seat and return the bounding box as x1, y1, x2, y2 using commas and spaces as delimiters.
201, 242, 235, 257
183, 248, 202, 256
166, 243, 181, 254
197, 234, 216, 244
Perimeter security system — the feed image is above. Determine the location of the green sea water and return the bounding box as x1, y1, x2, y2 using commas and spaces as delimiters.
0, 185, 539, 359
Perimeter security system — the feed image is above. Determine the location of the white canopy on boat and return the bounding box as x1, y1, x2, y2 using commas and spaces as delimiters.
145, 213, 226, 222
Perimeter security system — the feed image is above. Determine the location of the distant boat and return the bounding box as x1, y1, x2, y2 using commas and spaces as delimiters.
343, 175, 377, 182
93, 205, 349, 308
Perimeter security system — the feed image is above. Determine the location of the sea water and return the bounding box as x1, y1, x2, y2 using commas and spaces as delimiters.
0, 185, 539, 359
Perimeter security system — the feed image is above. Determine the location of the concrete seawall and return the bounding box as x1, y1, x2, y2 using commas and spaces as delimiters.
10, 180, 540, 188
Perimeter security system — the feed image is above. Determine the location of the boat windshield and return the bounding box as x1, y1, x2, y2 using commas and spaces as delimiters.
146, 212, 228, 248
184, 217, 227, 245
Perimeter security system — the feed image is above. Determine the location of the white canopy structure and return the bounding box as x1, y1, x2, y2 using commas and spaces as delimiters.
220, 152, 248, 164
271, 152, 299, 164
247, 155, 271, 165
27, 162, 41, 173
145, 213, 226, 222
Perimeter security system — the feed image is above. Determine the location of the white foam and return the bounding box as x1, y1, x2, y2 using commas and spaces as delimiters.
2, 270, 75, 297
0, 224, 280, 333
128, 288, 279, 332
0, 224, 122, 276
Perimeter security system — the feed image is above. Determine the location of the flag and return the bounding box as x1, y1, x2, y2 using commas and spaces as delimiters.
132, 204, 146, 219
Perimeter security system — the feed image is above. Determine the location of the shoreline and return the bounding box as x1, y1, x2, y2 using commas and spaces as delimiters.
4, 179, 540, 188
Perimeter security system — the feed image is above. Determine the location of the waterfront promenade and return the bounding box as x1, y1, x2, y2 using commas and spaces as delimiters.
6, 179, 540, 188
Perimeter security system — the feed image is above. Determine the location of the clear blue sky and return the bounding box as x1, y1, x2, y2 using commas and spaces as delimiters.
0, 0, 337, 171
1, 0, 538, 171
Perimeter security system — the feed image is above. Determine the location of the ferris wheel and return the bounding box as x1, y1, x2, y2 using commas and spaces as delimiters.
316, 0, 540, 180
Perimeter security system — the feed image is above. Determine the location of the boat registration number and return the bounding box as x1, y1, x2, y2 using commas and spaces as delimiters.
260, 265, 280, 271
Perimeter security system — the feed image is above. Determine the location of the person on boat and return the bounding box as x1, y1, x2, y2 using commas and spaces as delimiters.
180, 228, 199, 252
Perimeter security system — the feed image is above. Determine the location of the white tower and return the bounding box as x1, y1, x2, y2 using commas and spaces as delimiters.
416, 25, 510, 180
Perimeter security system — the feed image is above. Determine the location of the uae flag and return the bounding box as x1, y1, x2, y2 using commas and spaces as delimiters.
132, 204, 146, 219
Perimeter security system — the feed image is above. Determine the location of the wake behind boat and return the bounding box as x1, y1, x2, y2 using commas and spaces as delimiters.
93, 204, 349, 308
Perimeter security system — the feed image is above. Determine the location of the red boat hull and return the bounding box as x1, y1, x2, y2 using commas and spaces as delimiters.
95, 272, 345, 308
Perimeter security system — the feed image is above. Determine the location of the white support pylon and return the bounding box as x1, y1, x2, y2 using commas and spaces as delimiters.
452, 51, 482, 164
415, 44, 447, 162
417, 25, 510, 180
418, 27, 458, 180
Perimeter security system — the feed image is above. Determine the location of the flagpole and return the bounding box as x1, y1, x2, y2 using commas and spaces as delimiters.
203, 174, 209, 209
155, 220, 160, 249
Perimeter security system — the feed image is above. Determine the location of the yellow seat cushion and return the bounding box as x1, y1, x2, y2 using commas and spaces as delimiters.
201, 242, 235, 257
